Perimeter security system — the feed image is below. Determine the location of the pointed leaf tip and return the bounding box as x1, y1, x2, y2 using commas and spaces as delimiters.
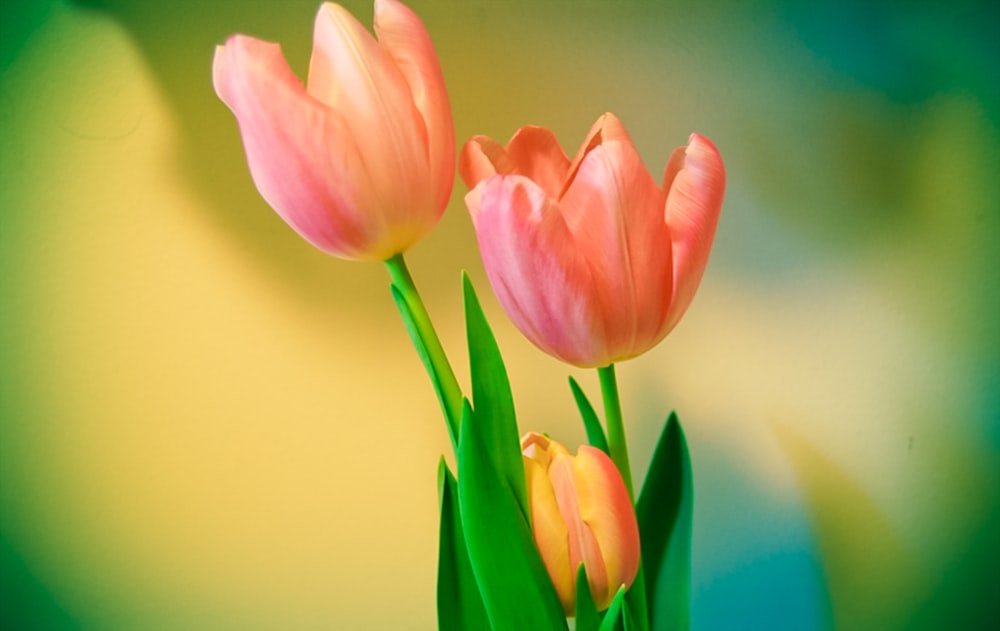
569, 376, 609, 455
598, 586, 629, 631
637, 412, 693, 631
576, 564, 602, 631
437, 458, 489, 631
462, 273, 527, 516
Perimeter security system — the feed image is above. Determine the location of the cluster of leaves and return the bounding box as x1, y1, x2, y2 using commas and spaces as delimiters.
397, 274, 694, 631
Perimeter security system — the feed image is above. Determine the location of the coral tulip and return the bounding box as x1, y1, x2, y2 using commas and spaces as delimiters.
461, 114, 725, 367
213, 0, 454, 261
521, 432, 640, 614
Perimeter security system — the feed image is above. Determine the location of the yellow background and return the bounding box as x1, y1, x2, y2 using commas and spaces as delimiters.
2, 0, 998, 629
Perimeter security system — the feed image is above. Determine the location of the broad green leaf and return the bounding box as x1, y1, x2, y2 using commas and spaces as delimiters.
636, 413, 693, 631
390, 284, 457, 447
598, 587, 628, 631
568, 377, 609, 455
575, 565, 601, 631
458, 399, 568, 631
437, 458, 489, 631
462, 273, 527, 516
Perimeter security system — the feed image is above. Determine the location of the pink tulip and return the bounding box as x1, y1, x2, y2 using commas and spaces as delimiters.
460, 114, 725, 367
522, 432, 640, 614
213, 0, 454, 261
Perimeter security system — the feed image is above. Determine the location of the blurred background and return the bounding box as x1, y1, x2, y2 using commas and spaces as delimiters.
1, 0, 997, 629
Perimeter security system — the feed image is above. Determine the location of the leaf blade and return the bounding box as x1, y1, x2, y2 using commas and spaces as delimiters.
575, 564, 602, 631
636, 413, 693, 631
462, 273, 527, 515
437, 458, 489, 631
598, 587, 628, 631
458, 400, 568, 631
569, 377, 609, 455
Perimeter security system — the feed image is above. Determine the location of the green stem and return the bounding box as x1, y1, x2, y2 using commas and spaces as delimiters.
598, 363, 633, 499
630, 564, 651, 631
385, 253, 463, 452
597, 363, 649, 631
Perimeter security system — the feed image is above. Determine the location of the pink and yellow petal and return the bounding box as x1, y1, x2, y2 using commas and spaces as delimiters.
546, 453, 592, 612
573, 446, 640, 608
524, 454, 574, 610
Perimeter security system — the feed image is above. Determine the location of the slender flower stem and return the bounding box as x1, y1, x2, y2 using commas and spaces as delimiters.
598, 363, 650, 631
598, 363, 634, 499
630, 564, 651, 631
385, 253, 463, 452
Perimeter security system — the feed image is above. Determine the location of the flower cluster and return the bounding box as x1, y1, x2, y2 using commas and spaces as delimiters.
214, 1, 724, 628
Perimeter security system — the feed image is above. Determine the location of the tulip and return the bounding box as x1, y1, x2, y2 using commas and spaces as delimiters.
460, 114, 725, 367
521, 432, 640, 614
213, 0, 454, 261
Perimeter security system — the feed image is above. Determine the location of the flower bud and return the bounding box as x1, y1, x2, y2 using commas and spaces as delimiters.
521, 432, 640, 614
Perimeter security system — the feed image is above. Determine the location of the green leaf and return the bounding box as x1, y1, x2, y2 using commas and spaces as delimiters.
458, 399, 568, 631
437, 458, 489, 631
636, 413, 693, 631
462, 273, 527, 516
575, 565, 601, 631
568, 377, 609, 455
598, 587, 628, 631
625, 564, 650, 631
390, 283, 457, 447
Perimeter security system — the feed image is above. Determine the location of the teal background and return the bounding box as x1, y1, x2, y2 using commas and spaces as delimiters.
2, 0, 998, 629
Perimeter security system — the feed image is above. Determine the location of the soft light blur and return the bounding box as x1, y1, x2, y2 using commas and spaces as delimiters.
1, 1, 997, 630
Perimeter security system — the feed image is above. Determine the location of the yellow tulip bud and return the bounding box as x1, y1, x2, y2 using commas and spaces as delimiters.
522, 432, 641, 614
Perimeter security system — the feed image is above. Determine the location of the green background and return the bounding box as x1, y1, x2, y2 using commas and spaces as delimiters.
2, 0, 998, 629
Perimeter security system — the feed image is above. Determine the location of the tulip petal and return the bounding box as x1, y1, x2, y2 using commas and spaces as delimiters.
308, 3, 435, 241
549, 452, 608, 614
561, 113, 634, 197
505, 126, 572, 200
523, 431, 569, 467
559, 116, 671, 364
573, 446, 640, 610
460, 126, 570, 198
524, 455, 574, 612
373, 0, 455, 212
466, 175, 603, 366
459, 136, 517, 190
561, 114, 607, 197
213, 36, 383, 258
662, 133, 725, 333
